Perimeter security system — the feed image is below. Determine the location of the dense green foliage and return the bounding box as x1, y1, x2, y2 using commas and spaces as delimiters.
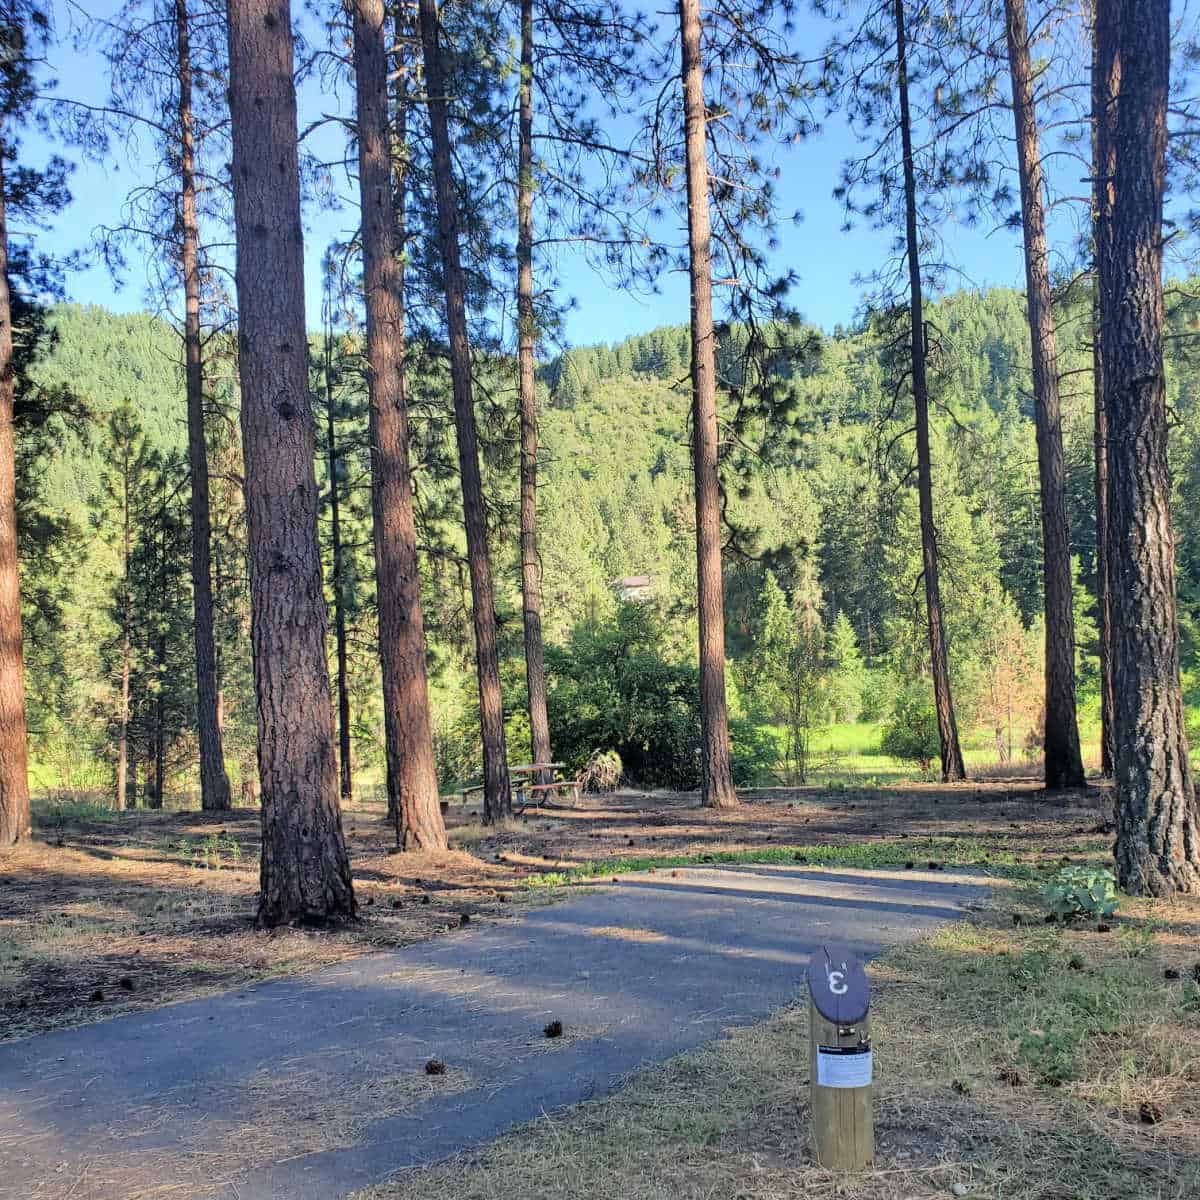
17, 285, 1200, 795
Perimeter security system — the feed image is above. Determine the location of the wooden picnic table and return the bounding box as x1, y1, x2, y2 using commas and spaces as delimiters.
459, 761, 579, 811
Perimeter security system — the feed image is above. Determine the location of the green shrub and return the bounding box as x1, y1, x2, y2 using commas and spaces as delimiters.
879, 688, 940, 772
545, 609, 703, 789
1041, 866, 1119, 921
729, 717, 779, 787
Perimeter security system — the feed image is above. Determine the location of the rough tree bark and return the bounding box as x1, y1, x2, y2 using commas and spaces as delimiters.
225, 0, 355, 924
418, 0, 511, 823
352, 0, 445, 849
517, 0, 553, 783
1096, 0, 1200, 895
678, 0, 737, 808
1091, 4, 1115, 781
176, 0, 231, 811
0, 155, 29, 846
894, 0, 966, 783
1092, 302, 1115, 780
1003, 0, 1085, 790
320, 340, 353, 801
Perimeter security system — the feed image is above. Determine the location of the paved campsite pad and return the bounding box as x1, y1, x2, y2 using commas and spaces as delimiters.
0, 865, 988, 1200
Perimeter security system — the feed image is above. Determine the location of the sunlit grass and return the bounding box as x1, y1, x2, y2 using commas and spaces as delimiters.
521, 837, 1057, 889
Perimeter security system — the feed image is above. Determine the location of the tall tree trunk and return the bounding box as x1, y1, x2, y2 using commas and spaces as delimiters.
1003, 0, 1085, 791
225, 0, 355, 924
321, 335, 353, 801
678, 0, 736, 808
1092, 302, 1116, 780
418, 0, 511, 823
0, 156, 29, 846
153, 632, 165, 810
176, 0, 231, 812
150, 482, 167, 810
352, 0, 445, 849
1096, 0, 1200, 895
894, 0, 966, 783
1091, 5, 1115, 781
116, 440, 132, 812
517, 0, 552, 783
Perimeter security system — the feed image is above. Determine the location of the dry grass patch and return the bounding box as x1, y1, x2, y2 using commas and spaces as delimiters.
356, 883, 1200, 1200
33, 1061, 474, 1200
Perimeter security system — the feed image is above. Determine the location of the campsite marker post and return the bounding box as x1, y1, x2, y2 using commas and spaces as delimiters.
806, 942, 874, 1169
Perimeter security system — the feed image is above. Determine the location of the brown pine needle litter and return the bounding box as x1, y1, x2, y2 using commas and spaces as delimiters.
355, 882, 1200, 1200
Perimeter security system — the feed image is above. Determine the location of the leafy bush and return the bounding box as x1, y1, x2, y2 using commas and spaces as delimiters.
1041, 866, 1119, 921
879, 688, 941, 772
545, 608, 702, 789
729, 717, 779, 787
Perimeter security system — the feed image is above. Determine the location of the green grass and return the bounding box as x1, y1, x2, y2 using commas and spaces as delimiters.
31, 798, 121, 827
751, 718, 1116, 787
522, 836, 1053, 889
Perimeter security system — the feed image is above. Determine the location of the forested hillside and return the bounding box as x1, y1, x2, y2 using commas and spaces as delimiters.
19, 286, 1200, 798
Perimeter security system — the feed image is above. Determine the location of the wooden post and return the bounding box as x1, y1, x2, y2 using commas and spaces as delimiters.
807, 943, 874, 1169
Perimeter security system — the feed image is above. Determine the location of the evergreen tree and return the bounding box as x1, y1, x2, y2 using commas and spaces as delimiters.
826, 612, 865, 725
1096, 0, 1200, 894
80, 0, 234, 809
1001, 0, 1085, 789
348, 0, 446, 847
418, 0, 512, 822
829, 0, 967, 782
226, 0, 355, 924
0, 0, 70, 844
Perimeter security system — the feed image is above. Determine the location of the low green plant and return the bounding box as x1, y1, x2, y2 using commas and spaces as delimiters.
879, 688, 941, 773
195, 832, 243, 870
33, 798, 119, 829
1017, 1027, 1082, 1086
1041, 866, 1119, 921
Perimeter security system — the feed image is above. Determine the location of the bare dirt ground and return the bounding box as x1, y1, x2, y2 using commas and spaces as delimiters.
0, 775, 1150, 1041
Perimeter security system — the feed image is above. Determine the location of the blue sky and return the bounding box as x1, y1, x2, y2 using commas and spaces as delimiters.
26, 0, 1036, 348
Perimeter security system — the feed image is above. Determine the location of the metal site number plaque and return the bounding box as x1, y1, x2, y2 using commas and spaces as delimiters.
806, 943, 874, 1169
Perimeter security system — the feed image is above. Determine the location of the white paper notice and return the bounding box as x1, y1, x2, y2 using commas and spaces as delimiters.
816, 1046, 873, 1089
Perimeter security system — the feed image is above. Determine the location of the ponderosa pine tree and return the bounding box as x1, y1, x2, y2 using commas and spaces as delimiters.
174, 0, 231, 810
1090, 4, 1115, 782
77, 0, 234, 809
171, 0, 231, 809
0, 156, 29, 842
92, 400, 146, 811
515, 0, 550, 781
0, 0, 66, 844
894, 0, 965, 782
512, 0, 653, 785
643, 0, 811, 806
831, 0, 966, 782
1002, 0, 1084, 790
417, 0, 511, 822
1095, 0, 1200, 895
316, 258, 354, 802
350, 0, 445, 849
678, 0, 736, 807
226, 0, 355, 923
